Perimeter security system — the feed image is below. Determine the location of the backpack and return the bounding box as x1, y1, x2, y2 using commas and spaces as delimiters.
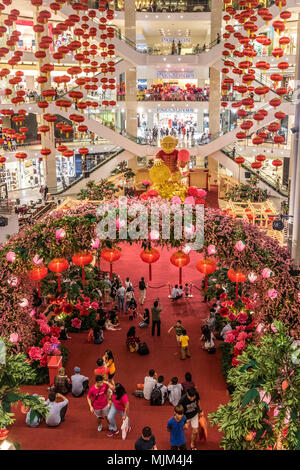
137, 342, 149, 356
150, 384, 163, 406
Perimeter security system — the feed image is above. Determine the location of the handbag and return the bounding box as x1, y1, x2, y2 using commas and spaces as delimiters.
121, 416, 129, 440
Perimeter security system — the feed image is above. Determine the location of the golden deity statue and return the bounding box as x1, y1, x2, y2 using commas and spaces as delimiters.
149, 136, 190, 201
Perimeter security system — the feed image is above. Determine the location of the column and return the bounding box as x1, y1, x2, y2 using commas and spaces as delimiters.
288, 13, 300, 265
124, 0, 137, 137
34, 13, 57, 193
208, 0, 222, 136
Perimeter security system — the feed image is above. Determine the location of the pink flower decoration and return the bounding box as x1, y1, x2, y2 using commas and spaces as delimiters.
235, 241, 246, 252
259, 390, 271, 404
228, 312, 237, 322
225, 332, 236, 344
262, 268, 272, 279
91, 238, 100, 250
28, 347, 43, 361
19, 298, 29, 308
6, 251, 16, 262
237, 311, 249, 324
268, 288, 278, 299
171, 196, 182, 204
207, 244, 217, 255
248, 272, 257, 283
237, 331, 248, 341
71, 318, 82, 329
91, 301, 99, 309
9, 333, 19, 343
50, 336, 60, 344
39, 322, 51, 335
187, 186, 199, 197
184, 196, 195, 204
183, 245, 191, 254
33, 254, 43, 265
197, 189, 207, 198
42, 342, 52, 354
142, 180, 152, 187
55, 228, 66, 240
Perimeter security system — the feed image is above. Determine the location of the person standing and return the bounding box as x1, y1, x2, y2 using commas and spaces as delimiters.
103, 350, 116, 382
177, 41, 182, 55
138, 277, 147, 305
87, 375, 112, 432
103, 275, 112, 304
151, 299, 162, 337
171, 40, 176, 55
167, 405, 187, 450
179, 329, 191, 360
168, 320, 185, 347
178, 387, 202, 450
107, 383, 130, 437
44, 185, 49, 201
167, 377, 183, 406
117, 283, 126, 312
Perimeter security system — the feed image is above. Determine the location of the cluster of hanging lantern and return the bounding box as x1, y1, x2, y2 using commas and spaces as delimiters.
221, 0, 290, 173
0, 0, 116, 171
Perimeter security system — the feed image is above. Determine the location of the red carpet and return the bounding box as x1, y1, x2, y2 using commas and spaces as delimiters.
10, 190, 228, 450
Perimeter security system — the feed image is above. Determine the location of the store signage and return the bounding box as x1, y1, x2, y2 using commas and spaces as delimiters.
157, 71, 195, 79
161, 37, 191, 43
153, 109, 194, 113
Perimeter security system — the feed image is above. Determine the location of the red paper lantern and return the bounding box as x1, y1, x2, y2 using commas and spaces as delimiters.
72, 251, 93, 285
29, 266, 48, 297
227, 268, 246, 299
235, 157, 245, 167
140, 248, 160, 281
272, 159, 283, 170
170, 251, 190, 285
101, 247, 121, 280
196, 259, 217, 292
48, 258, 69, 292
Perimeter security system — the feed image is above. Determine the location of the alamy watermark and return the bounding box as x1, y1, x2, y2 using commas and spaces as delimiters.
96, 197, 204, 251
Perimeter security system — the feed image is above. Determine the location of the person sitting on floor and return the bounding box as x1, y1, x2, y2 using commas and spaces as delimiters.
171, 285, 183, 302
143, 369, 158, 400
45, 391, 69, 427
167, 377, 183, 406
139, 308, 150, 328
126, 326, 141, 352
54, 367, 71, 395
71, 367, 89, 397
93, 326, 104, 344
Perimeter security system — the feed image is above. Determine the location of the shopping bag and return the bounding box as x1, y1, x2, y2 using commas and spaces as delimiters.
121, 416, 129, 440
198, 415, 208, 442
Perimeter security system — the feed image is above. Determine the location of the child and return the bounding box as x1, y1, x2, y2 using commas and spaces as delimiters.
167, 405, 187, 450
168, 320, 185, 346
167, 377, 183, 406
179, 329, 191, 360
184, 283, 189, 297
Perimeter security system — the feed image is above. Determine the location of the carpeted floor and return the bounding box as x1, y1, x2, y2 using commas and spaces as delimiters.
10, 189, 228, 450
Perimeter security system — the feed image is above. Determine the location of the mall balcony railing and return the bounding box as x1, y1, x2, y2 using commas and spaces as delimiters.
90, 0, 211, 13
222, 143, 289, 197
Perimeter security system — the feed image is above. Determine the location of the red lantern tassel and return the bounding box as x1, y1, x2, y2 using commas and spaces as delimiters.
57, 275, 61, 293
110, 262, 113, 280
205, 275, 208, 292
179, 267, 182, 285
236, 282, 238, 300
149, 264, 152, 282
82, 266, 85, 285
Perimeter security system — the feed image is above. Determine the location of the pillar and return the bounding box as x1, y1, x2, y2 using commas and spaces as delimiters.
124, 0, 137, 137
34, 13, 57, 193
208, 0, 222, 136
288, 13, 300, 265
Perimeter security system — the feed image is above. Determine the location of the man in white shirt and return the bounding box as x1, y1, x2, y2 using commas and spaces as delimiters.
143, 369, 157, 400
117, 284, 126, 311
45, 391, 68, 427
171, 285, 183, 302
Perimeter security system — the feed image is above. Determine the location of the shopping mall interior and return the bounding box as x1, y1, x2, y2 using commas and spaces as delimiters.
0, 0, 299, 454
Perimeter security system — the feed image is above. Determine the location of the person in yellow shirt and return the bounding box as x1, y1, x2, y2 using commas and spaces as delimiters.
179, 329, 191, 360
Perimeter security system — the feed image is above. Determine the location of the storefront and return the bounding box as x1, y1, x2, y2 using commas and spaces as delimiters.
4, 158, 43, 192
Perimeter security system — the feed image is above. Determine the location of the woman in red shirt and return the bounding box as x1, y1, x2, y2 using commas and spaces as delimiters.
107, 383, 130, 437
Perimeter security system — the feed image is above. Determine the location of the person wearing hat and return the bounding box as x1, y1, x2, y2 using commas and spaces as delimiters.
71, 367, 89, 397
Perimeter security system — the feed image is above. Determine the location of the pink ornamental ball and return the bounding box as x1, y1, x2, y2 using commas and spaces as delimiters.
171, 196, 182, 204
248, 272, 257, 283
9, 333, 19, 344
91, 238, 100, 250
235, 240, 246, 252
197, 189, 207, 198
33, 254, 43, 265
184, 196, 195, 204
207, 244, 217, 256
6, 251, 16, 262
262, 268, 272, 279
268, 288, 278, 299
19, 298, 29, 308
55, 228, 66, 240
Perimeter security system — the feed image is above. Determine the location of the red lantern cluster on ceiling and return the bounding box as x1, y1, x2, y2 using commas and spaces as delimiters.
0, 0, 116, 163
222, 0, 289, 173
